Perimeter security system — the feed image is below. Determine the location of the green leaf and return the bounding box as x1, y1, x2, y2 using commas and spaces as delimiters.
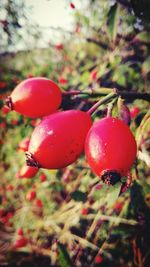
106, 182, 122, 206
133, 31, 150, 44
107, 3, 120, 41
142, 56, 150, 75
71, 190, 87, 202
58, 243, 74, 267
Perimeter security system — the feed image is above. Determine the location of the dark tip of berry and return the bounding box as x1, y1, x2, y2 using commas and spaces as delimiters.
101, 170, 121, 185
25, 151, 41, 168
5, 96, 13, 110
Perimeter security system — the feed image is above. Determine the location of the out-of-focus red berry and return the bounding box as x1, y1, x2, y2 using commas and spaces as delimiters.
35, 199, 43, 208
17, 228, 24, 236
40, 173, 47, 182
17, 164, 38, 179
55, 44, 64, 50
59, 77, 68, 85
90, 70, 97, 81
95, 255, 103, 264
70, 3, 75, 9
14, 237, 28, 248
130, 106, 140, 118
81, 208, 89, 215
27, 74, 34, 78
0, 81, 7, 89
6, 184, 14, 191
114, 201, 123, 212
26, 190, 36, 201
1, 105, 10, 114
0, 122, 6, 128
11, 119, 18, 126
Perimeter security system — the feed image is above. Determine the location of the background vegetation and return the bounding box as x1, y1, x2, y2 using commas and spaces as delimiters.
0, 0, 150, 266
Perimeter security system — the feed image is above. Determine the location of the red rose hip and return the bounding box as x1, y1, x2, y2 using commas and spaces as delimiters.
85, 117, 137, 184
26, 110, 92, 169
17, 164, 38, 178
6, 77, 62, 118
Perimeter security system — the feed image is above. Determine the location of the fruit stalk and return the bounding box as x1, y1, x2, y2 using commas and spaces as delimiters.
87, 91, 117, 115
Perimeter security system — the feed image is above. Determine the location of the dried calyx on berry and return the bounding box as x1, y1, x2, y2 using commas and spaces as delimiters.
101, 170, 121, 185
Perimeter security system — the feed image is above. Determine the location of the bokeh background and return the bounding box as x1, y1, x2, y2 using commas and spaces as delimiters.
0, 1, 150, 266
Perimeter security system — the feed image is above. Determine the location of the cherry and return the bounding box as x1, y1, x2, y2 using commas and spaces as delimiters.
6, 77, 62, 118
85, 117, 137, 185
14, 237, 28, 248
17, 164, 38, 178
26, 190, 36, 201
18, 137, 30, 152
26, 110, 92, 169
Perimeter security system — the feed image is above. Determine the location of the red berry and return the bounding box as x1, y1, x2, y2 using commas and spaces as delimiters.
26, 190, 36, 201
114, 201, 123, 212
6, 184, 14, 191
26, 110, 92, 169
55, 44, 64, 50
11, 119, 18, 126
17, 164, 38, 178
0, 81, 7, 89
130, 106, 140, 118
0, 122, 6, 128
6, 77, 62, 118
85, 117, 137, 184
90, 70, 97, 81
14, 237, 28, 248
70, 3, 75, 9
40, 173, 47, 182
81, 208, 89, 215
95, 255, 103, 264
1, 105, 10, 114
18, 137, 30, 152
17, 228, 24, 236
35, 199, 43, 208
59, 77, 68, 85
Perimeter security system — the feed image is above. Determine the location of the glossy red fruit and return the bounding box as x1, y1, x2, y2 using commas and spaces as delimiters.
26, 110, 92, 169
18, 137, 30, 152
26, 190, 36, 201
17, 164, 38, 178
85, 117, 137, 184
6, 77, 62, 118
14, 237, 28, 248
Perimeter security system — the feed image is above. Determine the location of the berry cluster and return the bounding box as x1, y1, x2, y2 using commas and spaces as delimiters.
6, 77, 137, 185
